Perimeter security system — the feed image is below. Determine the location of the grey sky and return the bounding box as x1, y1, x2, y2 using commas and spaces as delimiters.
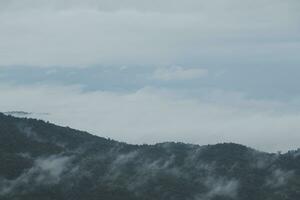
0, 0, 300, 152
1, 0, 299, 66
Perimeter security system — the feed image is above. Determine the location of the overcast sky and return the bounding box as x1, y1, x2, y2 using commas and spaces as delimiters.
0, 0, 300, 152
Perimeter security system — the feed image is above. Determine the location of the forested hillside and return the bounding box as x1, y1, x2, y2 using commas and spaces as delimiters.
0, 113, 300, 200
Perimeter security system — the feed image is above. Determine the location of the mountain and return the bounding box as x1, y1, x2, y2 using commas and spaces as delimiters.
3, 111, 32, 117
0, 113, 300, 200
3, 111, 50, 118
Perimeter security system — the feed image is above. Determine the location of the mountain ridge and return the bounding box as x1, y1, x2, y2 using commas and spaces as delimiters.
0, 112, 300, 200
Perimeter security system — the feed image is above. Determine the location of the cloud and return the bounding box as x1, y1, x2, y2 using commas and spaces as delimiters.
202, 177, 239, 199
153, 67, 207, 81
0, 0, 297, 14
0, 0, 299, 67
266, 169, 294, 188
1, 83, 300, 152
103, 150, 139, 182
0, 155, 72, 196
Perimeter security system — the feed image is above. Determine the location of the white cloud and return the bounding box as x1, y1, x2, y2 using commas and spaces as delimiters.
0, 155, 72, 195
204, 177, 239, 199
266, 169, 294, 188
153, 67, 207, 81
0, 83, 300, 152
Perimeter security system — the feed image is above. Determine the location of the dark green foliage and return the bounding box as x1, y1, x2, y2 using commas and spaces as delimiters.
0, 113, 299, 200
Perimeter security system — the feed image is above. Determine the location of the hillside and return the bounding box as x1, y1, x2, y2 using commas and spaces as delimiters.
0, 113, 300, 200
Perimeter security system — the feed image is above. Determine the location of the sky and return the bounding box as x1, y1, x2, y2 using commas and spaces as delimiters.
0, 0, 300, 152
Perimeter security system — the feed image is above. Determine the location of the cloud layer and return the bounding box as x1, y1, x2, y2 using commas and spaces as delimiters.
153, 67, 207, 81
0, 0, 299, 67
1, 84, 300, 152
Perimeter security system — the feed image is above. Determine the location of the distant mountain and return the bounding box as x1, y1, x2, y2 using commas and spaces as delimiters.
0, 113, 300, 200
3, 111, 49, 118
4, 111, 32, 117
